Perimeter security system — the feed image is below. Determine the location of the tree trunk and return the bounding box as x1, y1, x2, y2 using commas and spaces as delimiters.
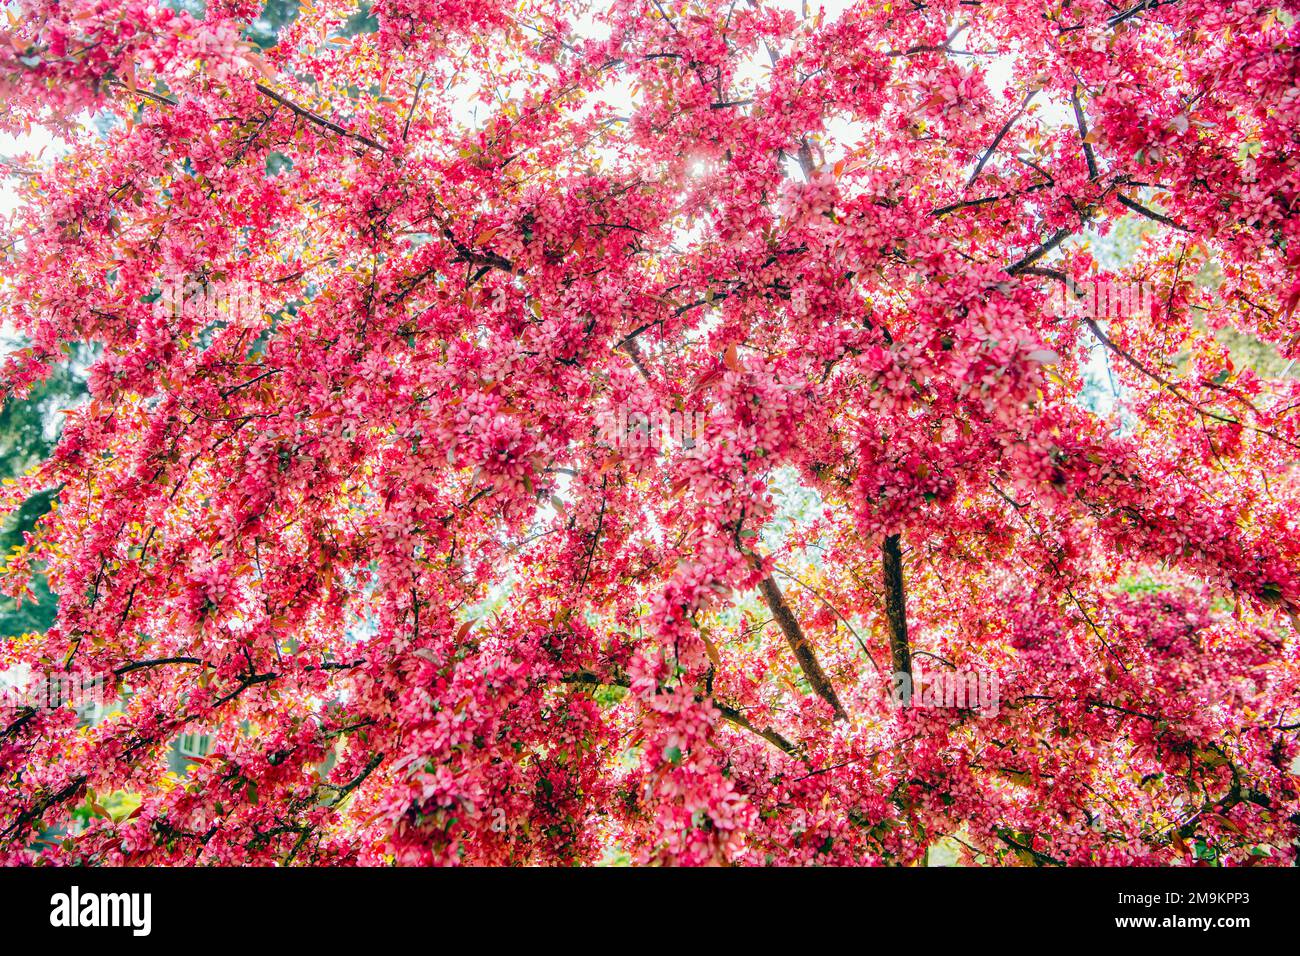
882, 534, 912, 678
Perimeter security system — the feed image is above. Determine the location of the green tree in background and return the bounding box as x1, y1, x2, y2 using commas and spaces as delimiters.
0, 349, 87, 637
244, 0, 376, 48
246, 0, 302, 48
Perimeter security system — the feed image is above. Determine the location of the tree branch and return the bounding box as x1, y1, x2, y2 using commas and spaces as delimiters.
882, 534, 912, 678
1071, 86, 1099, 180
114, 656, 203, 677
713, 701, 802, 755
1116, 192, 1187, 230
253, 83, 388, 153
756, 575, 849, 721
773, 564, 882, 675
1020, 267, 1300, 451
1005, 226, 1074, 275
968, 90, 1036, 187
560, 671, 801, 755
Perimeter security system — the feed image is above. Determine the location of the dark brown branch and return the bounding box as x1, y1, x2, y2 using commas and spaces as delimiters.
1, 708, 36, 741
1012, 694, 1159, 722
253, 83, 388, 152
109, 81, 177, 107
114, 656, 203, 677
998, 830, 1064, 866
968, 90, 1036, 186
560, 671, 800, 755
321, 752, 385, 805
882, 534, 912, 678
1107, 0, 1168, 28
774, 564, 882, 675
931, 180, 1052, 217
0, 775, 88, 841
1020, 267, 1300, 451
714, 702, 801, 755
402, 71, 427, 142
220, 368, 281, 398
437, 220, 517, 274
1006, 226, 1074, 275
620, 336, 654, 381
1116, 192, 1187, 230
756, 575, 848, 721
1071, 86, 1099, 180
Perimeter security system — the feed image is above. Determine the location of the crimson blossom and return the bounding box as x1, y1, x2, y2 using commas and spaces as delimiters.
1, 0, 1299, 867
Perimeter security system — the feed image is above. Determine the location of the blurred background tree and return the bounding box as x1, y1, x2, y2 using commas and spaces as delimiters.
0, 344, 88, 637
